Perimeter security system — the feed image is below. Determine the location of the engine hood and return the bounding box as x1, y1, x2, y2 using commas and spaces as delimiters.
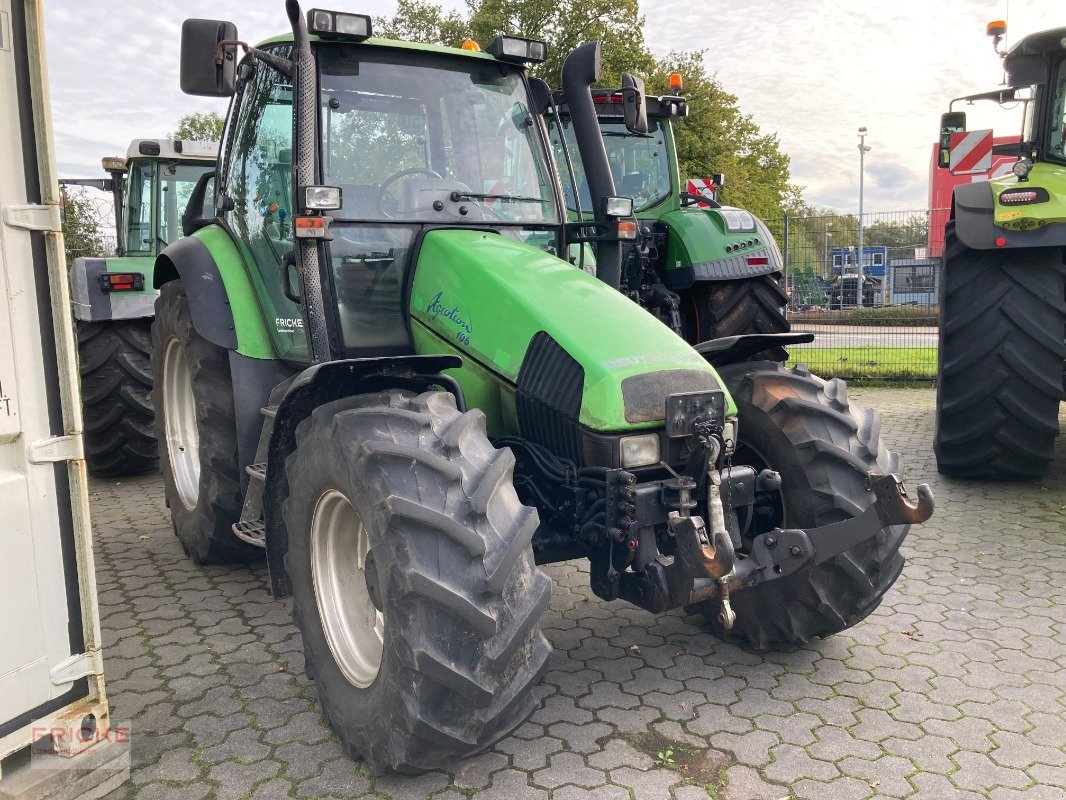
408, 228, 735, 431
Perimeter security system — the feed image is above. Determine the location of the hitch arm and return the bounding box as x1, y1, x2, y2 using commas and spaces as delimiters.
730, 473, 934, 588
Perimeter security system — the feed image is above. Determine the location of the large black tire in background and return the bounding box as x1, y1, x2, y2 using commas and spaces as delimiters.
282, 390, 551, 774
935, 222, 1066, 479
692, 361, 909, 649
78, 320, 158, 476
151, 282, 258, 563
686, 274, 790, 356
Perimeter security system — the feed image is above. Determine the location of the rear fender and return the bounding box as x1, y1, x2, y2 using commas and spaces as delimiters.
262, 355, 462, 597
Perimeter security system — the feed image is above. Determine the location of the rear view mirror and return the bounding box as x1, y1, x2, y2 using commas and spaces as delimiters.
182, 170, 217, 236
181, 19, 238, 97
620, 72, 648, 135
527, 77, 552, 116
938, 111, 966, 168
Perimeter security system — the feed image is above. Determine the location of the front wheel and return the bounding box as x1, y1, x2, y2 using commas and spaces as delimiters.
282, 390, 551, 774
692, 361, 909, 649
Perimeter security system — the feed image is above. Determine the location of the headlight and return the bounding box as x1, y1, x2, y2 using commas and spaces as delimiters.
620, 433, 660, 468
718, 207, 756, 233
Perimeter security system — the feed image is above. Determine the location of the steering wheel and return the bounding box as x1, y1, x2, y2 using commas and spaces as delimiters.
377, 167, 444, 217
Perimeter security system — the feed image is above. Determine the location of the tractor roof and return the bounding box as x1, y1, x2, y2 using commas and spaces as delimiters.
125, 139, 218, 161
255, 33, 508, 64
1006, 27, 1066, 60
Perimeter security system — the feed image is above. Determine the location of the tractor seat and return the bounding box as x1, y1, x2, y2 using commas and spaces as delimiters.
619, 172, 648, 197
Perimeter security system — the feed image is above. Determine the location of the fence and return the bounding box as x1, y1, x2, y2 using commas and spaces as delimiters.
763, 209, 945, 382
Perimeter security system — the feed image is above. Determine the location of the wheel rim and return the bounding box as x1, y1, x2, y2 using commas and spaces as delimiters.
310, 489, 384, 688
162, 338, 200, 510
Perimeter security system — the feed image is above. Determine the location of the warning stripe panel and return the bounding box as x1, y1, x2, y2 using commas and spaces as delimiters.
949, 130, 993, 174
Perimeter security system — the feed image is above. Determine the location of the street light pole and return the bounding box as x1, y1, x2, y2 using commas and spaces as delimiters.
857, 126, 871, 307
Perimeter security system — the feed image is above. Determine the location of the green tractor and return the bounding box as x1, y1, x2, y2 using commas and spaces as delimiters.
934, 21, 1066, 479
547, 81, 791, 353
65, 138, 217, 475
161, 3, 932, 773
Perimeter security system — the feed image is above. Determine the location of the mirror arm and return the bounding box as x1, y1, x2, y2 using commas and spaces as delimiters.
216, 40, 294, 78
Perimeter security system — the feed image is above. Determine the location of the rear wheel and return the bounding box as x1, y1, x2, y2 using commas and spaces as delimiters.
686, 275, 790, 356
282, 390, 551, 774
692, 361, 909, 649
935, 223, 1066, 479
151, 282, 257, 563
78, 320, 158, 476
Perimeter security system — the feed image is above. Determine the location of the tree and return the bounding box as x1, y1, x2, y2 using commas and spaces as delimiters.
60, 186, 113, 263
374, 0, 803, 218
171, 112, 224, 142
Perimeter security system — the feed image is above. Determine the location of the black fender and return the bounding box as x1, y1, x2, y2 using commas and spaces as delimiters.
262, 354, 463, 597
153, 236, 238, 349
953, 181, 1066, 250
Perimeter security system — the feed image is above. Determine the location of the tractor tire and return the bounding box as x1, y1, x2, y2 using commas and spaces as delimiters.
691, 361, 909, 649
935, 222, 1066, 480
686, 274, 790, 356
78, 319, 158, 476
151, 282, 258, 564
282, 390, 551, 774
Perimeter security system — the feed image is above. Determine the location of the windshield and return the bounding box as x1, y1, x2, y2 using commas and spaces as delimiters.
319, 48, 558, 225
550, 116, 671, 214
1044, 58, 1066, 162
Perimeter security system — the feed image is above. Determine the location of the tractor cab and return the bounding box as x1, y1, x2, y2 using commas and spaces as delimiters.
104, 139, 218, 256
546, 80, 785, 344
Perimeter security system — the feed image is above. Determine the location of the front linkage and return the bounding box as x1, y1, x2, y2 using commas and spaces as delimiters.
506, 391, 933, 629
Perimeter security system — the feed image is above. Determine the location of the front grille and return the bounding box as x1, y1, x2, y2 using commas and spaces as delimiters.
516, 332, 584, 462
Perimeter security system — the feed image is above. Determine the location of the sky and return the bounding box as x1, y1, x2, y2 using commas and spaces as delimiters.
42, 0, 1066, 214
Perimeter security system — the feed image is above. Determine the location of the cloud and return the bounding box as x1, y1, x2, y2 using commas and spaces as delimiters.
639, 0, 1066, 212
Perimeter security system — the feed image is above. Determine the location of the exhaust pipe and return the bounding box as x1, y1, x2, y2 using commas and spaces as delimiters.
561, 42, 622, 290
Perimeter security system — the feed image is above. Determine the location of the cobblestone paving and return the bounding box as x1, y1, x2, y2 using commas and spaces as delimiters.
91, 388, 1066, 800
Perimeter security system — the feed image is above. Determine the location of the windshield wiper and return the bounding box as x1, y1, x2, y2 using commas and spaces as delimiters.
450, 190, 547, 203
602, 131, 654, 139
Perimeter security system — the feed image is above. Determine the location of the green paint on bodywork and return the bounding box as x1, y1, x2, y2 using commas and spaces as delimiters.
409, 229, 735, 432
190, 225, 275, 359
990, 162, 1066, 231
657, 207, 771, 271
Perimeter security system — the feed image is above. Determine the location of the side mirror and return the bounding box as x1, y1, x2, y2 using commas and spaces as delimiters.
937, 111, 966, 169
181, 19, 239, 97
182, 170, 217, 236
527, 77, 552, 116
620, 72, 648, 135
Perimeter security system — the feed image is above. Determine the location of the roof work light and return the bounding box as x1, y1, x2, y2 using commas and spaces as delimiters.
486, 36, 548, 64
307, 9, 373, 40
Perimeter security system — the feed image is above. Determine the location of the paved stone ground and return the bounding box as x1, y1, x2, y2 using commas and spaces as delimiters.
90, 388, 1066, 800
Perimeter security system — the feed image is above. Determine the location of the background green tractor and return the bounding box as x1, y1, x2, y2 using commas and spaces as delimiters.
159, 3, 931, 774
935, 21, 1066, 480
547, 82, 791, 353
64, 138, 217, 475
